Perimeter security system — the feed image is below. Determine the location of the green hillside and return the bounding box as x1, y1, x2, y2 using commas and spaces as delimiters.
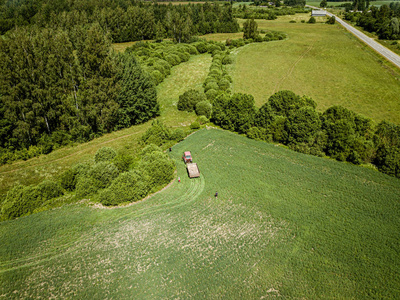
1, 128, 399, 298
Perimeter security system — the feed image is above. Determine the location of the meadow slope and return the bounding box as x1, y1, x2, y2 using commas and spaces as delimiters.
229, 16, 400, 124
1, 129, 399, 298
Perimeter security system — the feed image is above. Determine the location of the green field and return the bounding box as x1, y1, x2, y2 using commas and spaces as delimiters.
1, 128, 399, 298
228, 16, 400, 124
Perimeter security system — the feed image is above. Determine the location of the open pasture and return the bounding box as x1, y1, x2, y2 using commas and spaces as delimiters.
228, 17, 400, 124
1, 128, 400, 298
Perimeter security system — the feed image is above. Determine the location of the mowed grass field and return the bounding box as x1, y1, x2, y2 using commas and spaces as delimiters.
0, 54, 211, 198
1, 128, 400, 298
228, 16, 400, 124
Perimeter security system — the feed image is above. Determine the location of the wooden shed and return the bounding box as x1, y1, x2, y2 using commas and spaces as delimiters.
187, 163, 200, 178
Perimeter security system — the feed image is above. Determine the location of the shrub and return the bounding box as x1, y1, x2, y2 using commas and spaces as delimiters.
205, 89, 219, 101
164, 53, 181, 66
171, 128, 186, 141
177, 89, 207, 112
290, 20, 296, 23
308, 17, 316, 24
141, 120, 172, 146
326, 16, 336, 24
140, 151, 175, 188
195, 101, 213, 119
222, 55, 233, 65
189, 120, 200, 129
1, 181, 63, 220
88, 162, 120, 189
141, 144, 162, 156
218, 78, 231, 91
150, 69, 164, 85
197, 115, 209, 125
194, 42, 208, 53
207, 44, 221, 54
113, 151, 134, 173
76, 177, 99, 198
95, 147, 117, 163
99, 170, 150, 206
204, 81, 220, 93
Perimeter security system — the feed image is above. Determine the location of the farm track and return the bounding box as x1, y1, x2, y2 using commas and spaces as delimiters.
0, 175, 205, 273
273, 44, 314, 93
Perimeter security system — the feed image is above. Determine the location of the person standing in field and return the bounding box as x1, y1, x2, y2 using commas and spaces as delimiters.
215, 191, 218, 198
178, 177, 180, 183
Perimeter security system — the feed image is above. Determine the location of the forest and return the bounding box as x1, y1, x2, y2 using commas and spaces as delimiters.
345, 1, 400, 39
0, 0, 239, 163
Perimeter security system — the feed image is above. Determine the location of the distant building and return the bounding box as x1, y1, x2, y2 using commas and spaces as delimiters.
311, 10, 327, 17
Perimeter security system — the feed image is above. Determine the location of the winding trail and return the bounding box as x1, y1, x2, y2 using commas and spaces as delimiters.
307, 5, 400, 69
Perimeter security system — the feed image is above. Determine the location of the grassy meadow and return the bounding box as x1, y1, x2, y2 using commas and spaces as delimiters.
1, 128, 400, 298
228, 16, 400, 124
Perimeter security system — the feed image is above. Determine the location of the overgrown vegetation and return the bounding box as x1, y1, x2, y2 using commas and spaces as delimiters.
0, 120, 184, 220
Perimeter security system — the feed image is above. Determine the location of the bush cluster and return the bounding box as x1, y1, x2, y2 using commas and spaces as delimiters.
99, 145, 175, 206
127, 42, 198, 86
0, 180, 64, 220
141, 120, 188, 147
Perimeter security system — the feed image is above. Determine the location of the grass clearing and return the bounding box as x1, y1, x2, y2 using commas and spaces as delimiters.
1, 128, 399, 298
0, 54, 212, 197
228, 16, 400, 124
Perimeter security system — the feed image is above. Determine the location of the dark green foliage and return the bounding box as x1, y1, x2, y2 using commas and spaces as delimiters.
195, 101, 213, 119
141, 120, 172, 146
284, 0, 306, 7
190, 121, 201, 130
170, 129, 187, 142
115, 54, 159, 128
113, 151, 134, 173
140, 151, 175, 189
247, 127, 269, 141
308, 17, 316, 24
95, 147, 117, 163
212, 93, 257, 134
197, 116, 209, 125
177, 89, 207, 112
99, 170, 150, 206
374, 121, 400, 177
60, 169, 79, 192
87, 162, 120, 189
141, 144, 163, 156
75, 177, 99, 198
1, 181, 63, 220
243, 19, 259, 40
327, 16, 336, 24
286, 107, 321, 144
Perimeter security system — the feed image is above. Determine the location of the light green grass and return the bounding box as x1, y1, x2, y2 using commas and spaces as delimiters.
0, 54, 212, 197
1, 128, 399, 298
228, 16, 400, 124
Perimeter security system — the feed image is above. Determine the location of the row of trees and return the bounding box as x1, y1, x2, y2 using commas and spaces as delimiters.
0, 23, 159, 163
345, 3, 400, 39
0, 0, 239, 43
206, 90, 400, 178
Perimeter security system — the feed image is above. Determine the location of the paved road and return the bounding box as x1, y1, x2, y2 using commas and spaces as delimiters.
306, 5, 400, 69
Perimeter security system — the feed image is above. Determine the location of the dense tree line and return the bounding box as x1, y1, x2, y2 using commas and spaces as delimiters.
207, 90, 400, 179
233, 5, 308, 20
345, 3, 400, 39
0, 0, 239, 42
0, 23, 159, 163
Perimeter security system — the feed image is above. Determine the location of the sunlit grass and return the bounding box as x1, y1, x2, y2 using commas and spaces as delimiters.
1, 128, 399, 298
228, 16, 400, 124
